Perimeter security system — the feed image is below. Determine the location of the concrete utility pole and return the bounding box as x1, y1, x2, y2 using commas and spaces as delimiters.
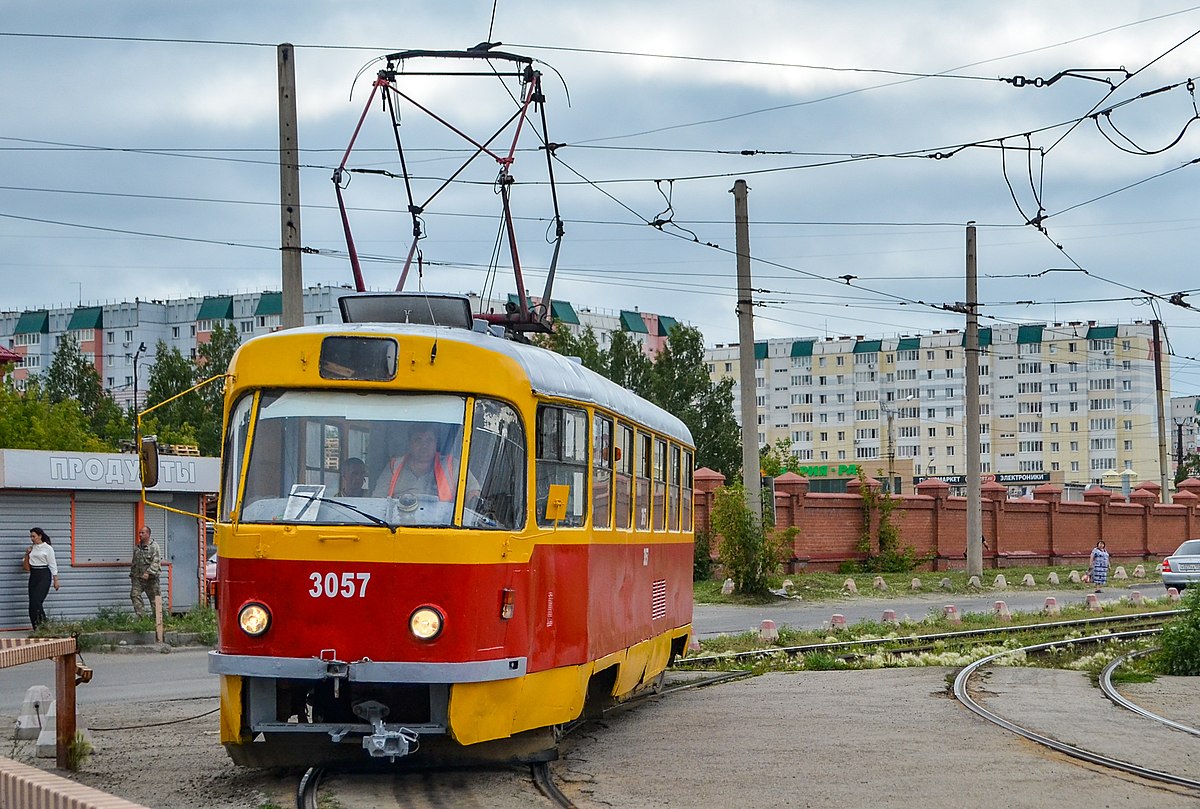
732, 179, 762, 522
278, 43, 304, 329
1152, 320, 1170, 502
965, 223, 983, 577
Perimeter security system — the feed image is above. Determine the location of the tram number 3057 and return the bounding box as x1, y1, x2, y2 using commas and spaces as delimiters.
309, 572, 372, 598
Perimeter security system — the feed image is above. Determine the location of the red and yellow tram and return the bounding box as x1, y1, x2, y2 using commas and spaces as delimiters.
203, 294, 695, 766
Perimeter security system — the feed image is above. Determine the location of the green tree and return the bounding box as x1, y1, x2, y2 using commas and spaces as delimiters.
760, 437, 797, 478
607, 330, 651, 394
535, 321, 608, 376
43, 333, 129, 448
0, 377, 108, 451
647, 326, 740, 481
710, 483, 789, 594
193, 323, 241, 455
1158, 587, 1200, 676
1176, 452, 1200, 485
143, 340, 200, 446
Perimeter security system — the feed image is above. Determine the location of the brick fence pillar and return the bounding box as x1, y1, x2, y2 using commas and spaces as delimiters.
982, 481, 1007, 560
916, 478, 952, 563
1131, 487, 1157, 557
693, 467, 725, 535
1032, 483, 1062, 562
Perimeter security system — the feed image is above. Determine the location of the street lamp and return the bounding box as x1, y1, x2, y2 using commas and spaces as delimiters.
131, 342, 147, 410
880, 394, 915, 494
1102, 466, 1138, 502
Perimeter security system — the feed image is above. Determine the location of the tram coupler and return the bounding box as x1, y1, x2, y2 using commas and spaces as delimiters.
354, 700, 419, 761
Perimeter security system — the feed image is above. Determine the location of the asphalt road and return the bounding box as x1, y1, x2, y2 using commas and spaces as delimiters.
0, 582, 1172, 711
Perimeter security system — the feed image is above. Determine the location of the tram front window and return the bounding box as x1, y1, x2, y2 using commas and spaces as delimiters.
237, 391, 525, 529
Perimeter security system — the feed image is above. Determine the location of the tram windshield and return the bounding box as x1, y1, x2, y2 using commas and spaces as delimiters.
230, 391, 526, 530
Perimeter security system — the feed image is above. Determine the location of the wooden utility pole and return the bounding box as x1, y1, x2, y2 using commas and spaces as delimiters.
732, 180, 761, 522
965, 223, 983, 577
278, 43, 304, 329
1153, 320, 1171, 502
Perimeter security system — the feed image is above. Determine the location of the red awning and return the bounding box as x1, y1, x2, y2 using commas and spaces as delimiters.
0, 346, 20, 363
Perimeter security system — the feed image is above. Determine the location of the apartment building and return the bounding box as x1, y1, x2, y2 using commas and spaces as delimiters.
708, 321, 1166, 492
1, 286, 679, 407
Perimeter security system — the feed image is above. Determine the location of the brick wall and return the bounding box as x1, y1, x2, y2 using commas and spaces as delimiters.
693, 469, 1200, 571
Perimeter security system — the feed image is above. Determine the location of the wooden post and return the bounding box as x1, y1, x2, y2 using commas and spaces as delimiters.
55, 651, 76, 770
154, 594, 164, 643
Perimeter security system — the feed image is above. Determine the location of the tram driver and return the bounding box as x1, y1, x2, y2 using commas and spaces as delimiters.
372, 424, 480, 522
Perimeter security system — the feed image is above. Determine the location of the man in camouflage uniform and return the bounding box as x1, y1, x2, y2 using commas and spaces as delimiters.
130, 525, 162, 617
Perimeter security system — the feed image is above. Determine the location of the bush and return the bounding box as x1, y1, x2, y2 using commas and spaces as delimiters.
711, 483, 791, 595
693, 530, 715, 581
1158, 587, 1200, 676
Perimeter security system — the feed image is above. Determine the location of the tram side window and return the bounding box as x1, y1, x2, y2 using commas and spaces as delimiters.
220, 394, 254, 521
653, 438, 667, 531
635, 433, 652, 531
614, 424, 634, 530
536, 405, 588, 527
592, 415, 613, 529
668, 445, 681, 531
682, 449, 694, 532
464, 399, 526, 530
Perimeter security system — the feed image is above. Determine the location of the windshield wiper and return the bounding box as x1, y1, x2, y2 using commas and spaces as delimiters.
298, 493, 399, 534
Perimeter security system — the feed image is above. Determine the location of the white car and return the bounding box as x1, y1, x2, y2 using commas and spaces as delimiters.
1161, 540, 1200, 591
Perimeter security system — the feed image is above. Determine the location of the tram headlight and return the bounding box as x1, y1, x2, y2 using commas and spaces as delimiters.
409, 606, 444, 641
238, 602, 271, 637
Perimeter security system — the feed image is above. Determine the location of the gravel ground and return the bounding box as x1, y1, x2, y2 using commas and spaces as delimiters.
5, 668, 1198, 808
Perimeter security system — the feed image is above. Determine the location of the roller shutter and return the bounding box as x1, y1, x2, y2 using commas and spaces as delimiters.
0, 493, 71, 629
74, 493, 137, 564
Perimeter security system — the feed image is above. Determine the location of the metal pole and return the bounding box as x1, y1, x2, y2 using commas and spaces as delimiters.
731, 179, 761, 522
965, 224, 982, 577
279, 44, 305, 329
1152, 320, 1170, 502
886, 407, 896, 494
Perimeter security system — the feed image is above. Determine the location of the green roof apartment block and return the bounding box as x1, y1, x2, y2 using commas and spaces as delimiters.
1086, 325, 1118, 340
254, 292, 282, 317
790, 339, 814, 357
619, 310, 648, 334
196, 296, 234, 322
66, 306, 103, 331
896, 337, 920, 352
14, 311, 49, 335
1017, 324, 1044, 344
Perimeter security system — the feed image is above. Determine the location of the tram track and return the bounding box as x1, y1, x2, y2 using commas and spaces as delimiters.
295, 669, 748, 808
1100, 648, 1200, 738
953, 629, 1200, 792
676, 608, 1182, 668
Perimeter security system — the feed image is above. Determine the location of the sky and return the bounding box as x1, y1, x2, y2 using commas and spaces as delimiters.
3, 2, 1200, 393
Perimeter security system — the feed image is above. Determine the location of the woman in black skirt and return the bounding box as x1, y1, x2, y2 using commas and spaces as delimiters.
23, 527, 60, 628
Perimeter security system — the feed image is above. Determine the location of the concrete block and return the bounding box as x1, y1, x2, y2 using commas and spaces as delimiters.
720, 578, 735, 595
1068, 570, 1082, 583
1129, 591, 1144, 606
944, 605, 961, 623
1086, 593, 1102, 612
967, 576, 982, 589
687, 637, 701, 653
993, 574, 1008, 589
14, 686, 52, 740
939, 577, 953, 590
782, 579, 795, 595
1167, 587, 1181, 601
1043, 597, 1060, 615
1113, 566, 1127, 580
758, 619, 779, 642
35, 726, 94, 759
1132, 564, 1146, 578
830, 614, 847, 630
881, 609, 898, 625
993, 600, 1011, 621
1021, 574, 1036, 587
842, 578, 858, 594
1047, 572, 1060, 585
872, 576, 888, 592
910, 578, 922, 591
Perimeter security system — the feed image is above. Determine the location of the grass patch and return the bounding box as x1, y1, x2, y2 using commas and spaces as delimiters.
32, 605, 217, 646
694, 564, 1163, 604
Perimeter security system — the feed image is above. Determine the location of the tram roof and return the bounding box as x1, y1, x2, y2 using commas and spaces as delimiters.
271, 323, 694, 446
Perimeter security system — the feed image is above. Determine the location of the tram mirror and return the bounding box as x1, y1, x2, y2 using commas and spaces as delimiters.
544, 484, 569, 523
140, 435, 160, 488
